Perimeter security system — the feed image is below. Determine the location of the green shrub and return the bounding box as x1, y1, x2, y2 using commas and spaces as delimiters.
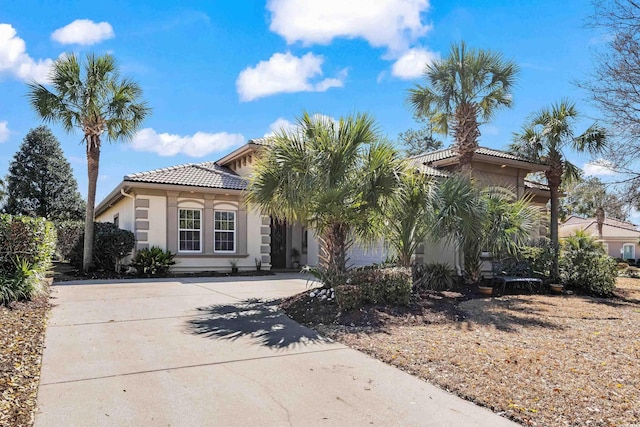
131, 246, 176, 277
519, 238, 557, 279
413, 262, 456, 291
0, 214, 56, 273
334, 284, 363, 311
335, 267, 411, 310
69, 222, 135, 271
560, 233, 617, 296
54, 220, 84, 261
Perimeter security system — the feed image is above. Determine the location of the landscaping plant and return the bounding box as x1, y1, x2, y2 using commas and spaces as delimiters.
560, 230, 617, 296
69, 222, 135, 272
413, 262, 456, 291
131, 246, 176, 277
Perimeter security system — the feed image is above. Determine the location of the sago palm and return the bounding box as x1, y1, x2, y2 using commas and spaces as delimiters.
246, 112, 403, 275
510, 100, 606, 279
407, 41, 519, 174
27, 53, 150, 272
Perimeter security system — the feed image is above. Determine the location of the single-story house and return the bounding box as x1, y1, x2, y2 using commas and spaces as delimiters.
559, 215, 640, 261
95, 140, 551, 273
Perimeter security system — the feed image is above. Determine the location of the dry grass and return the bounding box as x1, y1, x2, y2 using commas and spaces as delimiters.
301, 279, 640, 426
0, 285, 50, 427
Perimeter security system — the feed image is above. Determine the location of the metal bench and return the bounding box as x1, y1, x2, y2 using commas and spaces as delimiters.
491, 260, 543, 294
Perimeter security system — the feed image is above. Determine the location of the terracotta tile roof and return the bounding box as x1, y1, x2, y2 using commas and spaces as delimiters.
409, 146, 542, 165
125, 162, 247, 190
561, 215, 639, 232
524, 180, 550, 191
248, 137, 274, 146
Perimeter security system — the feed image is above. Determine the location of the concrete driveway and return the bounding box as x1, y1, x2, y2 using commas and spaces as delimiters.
36, 274, 515, 427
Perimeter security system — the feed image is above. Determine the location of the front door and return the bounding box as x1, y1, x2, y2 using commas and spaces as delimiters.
270, 217, 287, 268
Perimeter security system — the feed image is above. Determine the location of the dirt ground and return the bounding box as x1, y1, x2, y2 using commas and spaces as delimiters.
0, 288, 50, 427
282, 278, 640, 426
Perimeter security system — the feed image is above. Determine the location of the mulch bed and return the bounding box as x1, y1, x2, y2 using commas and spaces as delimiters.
0, 285, 50, 427
281, 279, 640, 426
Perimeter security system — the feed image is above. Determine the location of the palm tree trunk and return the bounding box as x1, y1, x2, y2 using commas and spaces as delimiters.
453, 102, 480, 176
320, 222, 349, 274
83, 137, 100, 272
546, 160, 563, 280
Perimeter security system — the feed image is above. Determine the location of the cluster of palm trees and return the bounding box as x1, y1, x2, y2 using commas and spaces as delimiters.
25, 42, 606, 278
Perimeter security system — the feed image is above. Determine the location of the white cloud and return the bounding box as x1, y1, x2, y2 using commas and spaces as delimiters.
264, 118, 297, 137
391, 47, 438, 79
51, 19, 114, 45
0, 121, 10, 143
481, 124, 500, 136
236, 52, 347, 102
131, 128, 245, 157
267, 0, 431, 53
0, 24, 53, 83
583, 160, 618, 176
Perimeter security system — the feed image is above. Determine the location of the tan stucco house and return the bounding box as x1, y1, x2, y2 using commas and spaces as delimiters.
95, 140, 551, 273
559, 215, 640, 261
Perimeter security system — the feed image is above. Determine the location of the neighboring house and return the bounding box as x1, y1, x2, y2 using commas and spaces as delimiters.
559, 215, 640, 261
96, 141, 551, 273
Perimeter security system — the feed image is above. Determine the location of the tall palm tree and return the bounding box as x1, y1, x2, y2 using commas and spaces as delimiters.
407, 41, 519, 174
386, 171, 435, 267
246, 112, 403, 276
510, 100, 606, 279
27, 53, 150, 272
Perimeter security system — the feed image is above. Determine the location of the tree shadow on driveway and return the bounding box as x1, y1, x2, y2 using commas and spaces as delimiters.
186, 298, 333, 349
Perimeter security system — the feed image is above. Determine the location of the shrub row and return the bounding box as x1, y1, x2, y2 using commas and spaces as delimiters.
0, 214, 56, 304
57, 222, 135, 272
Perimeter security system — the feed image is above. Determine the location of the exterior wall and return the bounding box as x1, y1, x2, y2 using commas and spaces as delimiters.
96, 196, 134, 231
348, 240, 388, 267
559, 221, 640, 260
422, 239, 459, 273
227, 153, 258, 177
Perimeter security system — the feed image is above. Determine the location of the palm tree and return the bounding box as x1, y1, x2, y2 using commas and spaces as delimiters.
510, 100, 606, 279
430, 175, 485, 282
27, 53, 150, 272
386, 171, 435, 267
246, 112, 403, 277
407, 41, 519, 174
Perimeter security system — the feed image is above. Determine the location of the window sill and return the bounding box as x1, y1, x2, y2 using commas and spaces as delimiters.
175, 253, 249, 258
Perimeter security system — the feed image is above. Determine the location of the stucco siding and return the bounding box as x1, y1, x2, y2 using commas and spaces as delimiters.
96, 196, 134, 231
146, 195, 167, 249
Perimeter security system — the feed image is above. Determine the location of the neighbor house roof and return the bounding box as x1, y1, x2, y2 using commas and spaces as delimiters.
409, 146, 544, 167
561, 215, 639, 232
124, 161, 247, 190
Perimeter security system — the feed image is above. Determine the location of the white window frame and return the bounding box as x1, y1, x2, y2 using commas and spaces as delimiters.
602, 243, 609, 256
214, 210, 236, 253
178, 208, 202, 253
622, 243, 635, 260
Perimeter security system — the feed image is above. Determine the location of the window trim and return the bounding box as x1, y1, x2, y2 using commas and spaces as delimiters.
178, 208, 203, 253
113, 213, 119, 228
622, 243, 635, 260
214, 210, 236, 254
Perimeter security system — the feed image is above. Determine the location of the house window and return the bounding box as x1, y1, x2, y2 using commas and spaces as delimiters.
623, 243, 635, 260
179, 209, 201, 252
113, 213, 119, 228
214, 211, 236, 253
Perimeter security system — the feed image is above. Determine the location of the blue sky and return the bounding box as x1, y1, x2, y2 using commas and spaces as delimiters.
0, 0, 613, 205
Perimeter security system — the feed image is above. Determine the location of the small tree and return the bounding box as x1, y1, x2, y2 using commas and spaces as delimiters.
398, 117, 443, 157
4, 126, 85, 220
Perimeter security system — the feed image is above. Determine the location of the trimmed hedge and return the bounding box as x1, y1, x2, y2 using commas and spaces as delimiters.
0, 214, 56, 304
131, 246, 176, 277
69, 222, 135, 271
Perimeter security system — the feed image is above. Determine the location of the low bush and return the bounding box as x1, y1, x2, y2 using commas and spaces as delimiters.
560, 232, 617, 296
131, 246, 176, 277
337, 267, 412, 309
618, 262, 630, 270
519, 238, 557, 279
334, 284, 363, 311
413, 262, 456, 291
69, 222, 135, 271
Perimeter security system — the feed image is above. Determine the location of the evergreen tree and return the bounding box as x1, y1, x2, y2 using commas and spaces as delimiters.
4, 126, 85, 220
